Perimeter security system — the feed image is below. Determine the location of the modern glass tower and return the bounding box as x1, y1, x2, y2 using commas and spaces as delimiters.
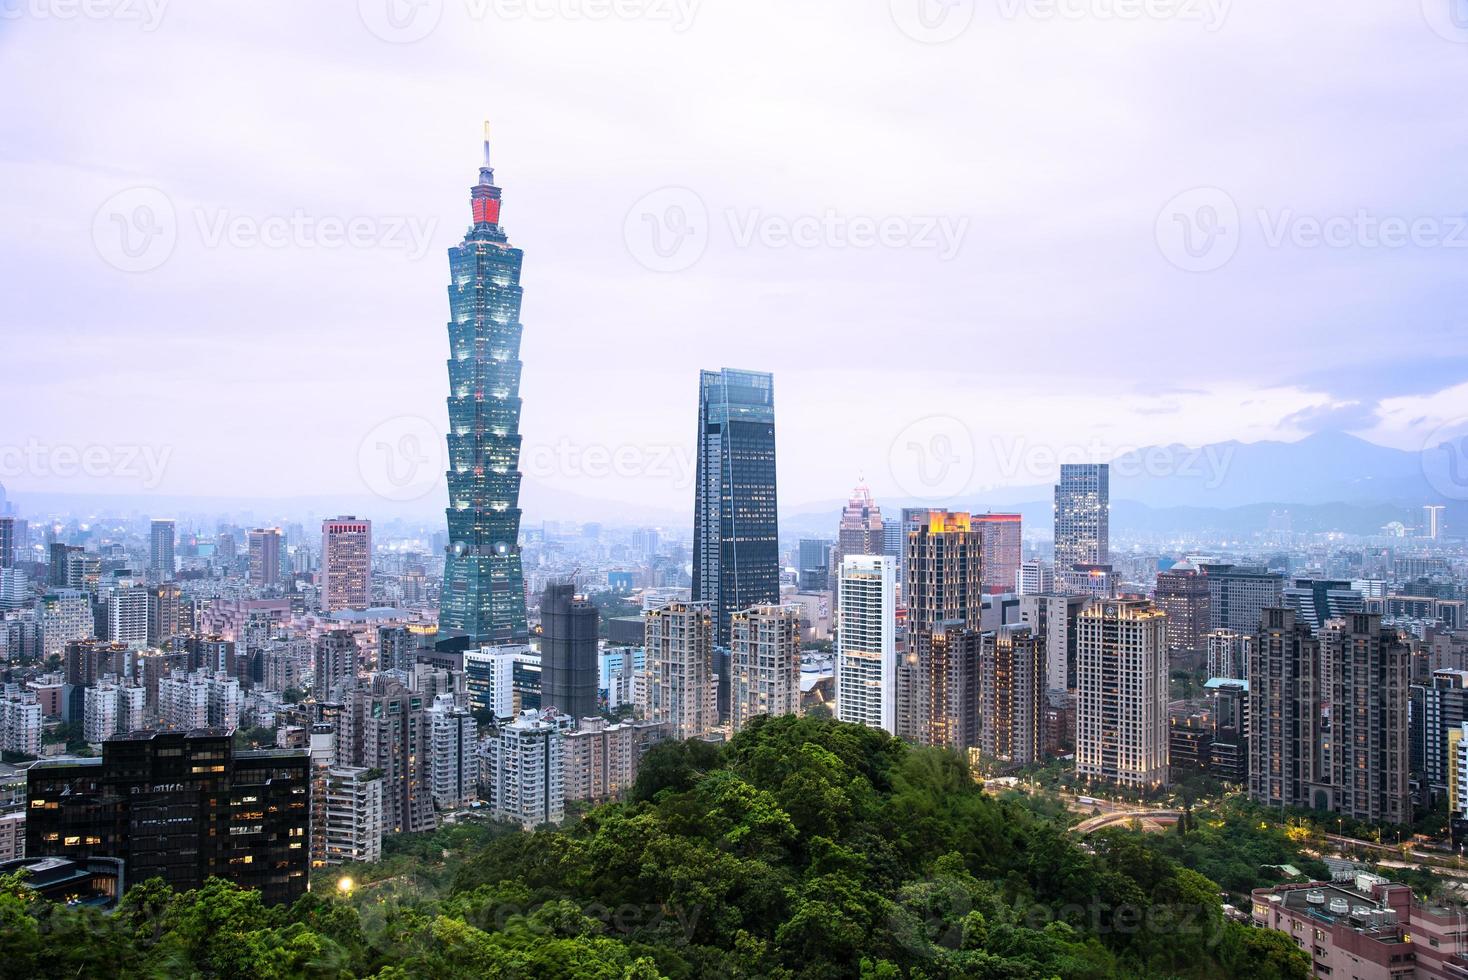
438, 126, 529, 648
692, 368, 779, 646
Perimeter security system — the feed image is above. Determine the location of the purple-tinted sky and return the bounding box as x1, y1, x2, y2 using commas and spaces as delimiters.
2, 1, 1466, 521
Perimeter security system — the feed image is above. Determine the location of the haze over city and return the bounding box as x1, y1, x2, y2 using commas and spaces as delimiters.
4, 2, 1467, 523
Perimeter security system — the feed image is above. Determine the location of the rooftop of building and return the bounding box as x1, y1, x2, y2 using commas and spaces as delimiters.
1257, 877, 1406, 940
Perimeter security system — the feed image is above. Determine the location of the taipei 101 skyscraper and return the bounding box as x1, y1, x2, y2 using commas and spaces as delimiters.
437, 125, 529, 649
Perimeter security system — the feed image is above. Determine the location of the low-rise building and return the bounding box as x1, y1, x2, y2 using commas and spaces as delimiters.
1252, 875, 1468, 979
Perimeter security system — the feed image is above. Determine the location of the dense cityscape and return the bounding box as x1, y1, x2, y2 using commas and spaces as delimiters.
5, 5, 1468, 979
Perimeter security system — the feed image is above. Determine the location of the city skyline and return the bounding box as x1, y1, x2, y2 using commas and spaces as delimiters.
3, 6, 1468, 522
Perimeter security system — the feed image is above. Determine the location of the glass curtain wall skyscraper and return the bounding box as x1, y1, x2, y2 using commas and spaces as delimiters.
1053, 463, 1109, 571
439, 127, 529, 648
692, 368, 779, 645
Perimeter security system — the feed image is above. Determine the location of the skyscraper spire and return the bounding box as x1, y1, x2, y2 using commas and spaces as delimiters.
471, 122, 503, 229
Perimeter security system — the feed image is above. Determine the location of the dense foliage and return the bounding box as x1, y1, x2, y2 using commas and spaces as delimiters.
0, 716, 1309, 979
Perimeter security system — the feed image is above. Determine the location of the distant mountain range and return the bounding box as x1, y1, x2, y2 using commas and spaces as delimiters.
12, 433, 1466, 538
783, 432, 1467, 538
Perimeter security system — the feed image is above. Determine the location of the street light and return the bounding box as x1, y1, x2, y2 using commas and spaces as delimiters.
337, 876, 355, 895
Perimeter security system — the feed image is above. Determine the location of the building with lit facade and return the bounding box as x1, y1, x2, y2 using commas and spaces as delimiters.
979, 625, 1045, 765
645, 600, 715, 740
1075, 598, 1169, 788
438, 129, 530, 649
321, 516, 372, 613
973, 513, 1022, 596
1053, 464, 1108, 571
26, 730, 310, 905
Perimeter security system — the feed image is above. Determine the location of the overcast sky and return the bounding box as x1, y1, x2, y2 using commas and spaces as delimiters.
2, 0, 1466, 521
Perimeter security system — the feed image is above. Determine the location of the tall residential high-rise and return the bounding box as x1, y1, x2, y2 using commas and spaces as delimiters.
314, 630, 360, 693
905, 511, 983, 633
340, 676, 436, 835
729, 603, 801, 732
1016, 593, 1090, 693
1053, 463, 1108, 571
438, 128, 530, 649
480, 710, 565, 829
692, 368, 779, 645
106, 585, 149, 648
979, 625, 1046, 765
307, 726, 384, 869
1075, 598, 1169, 788
1204, 629, 1251, 681
146, 583, 182, 646
538, 581, 600, 721
1248, 608, 1322, 810
149, 519, 175, 581
1154, 562, 1210, 651
247, 528, 283, 588
835, 554, 897, 734
1411, 669, 1468, 804
1322, 613, 1411, 825
427, 693, 478, 811
901, 511, 984, 749
837, 482, 884, 560
645, 600, 715, 740
972, 513, 1022, 596
902, 624, 981, 750
321, 516, 372, 613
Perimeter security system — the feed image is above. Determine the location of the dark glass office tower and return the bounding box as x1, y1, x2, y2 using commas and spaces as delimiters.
439, 128, 529, 648
539, 581, 600, 721
693, 369, 779, 646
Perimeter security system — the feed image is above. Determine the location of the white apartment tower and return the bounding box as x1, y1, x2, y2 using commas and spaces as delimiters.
481, 710, 565, 829
1075, 598, 1169, 788
835, 554, 897, 734
645, 601, 714, 740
